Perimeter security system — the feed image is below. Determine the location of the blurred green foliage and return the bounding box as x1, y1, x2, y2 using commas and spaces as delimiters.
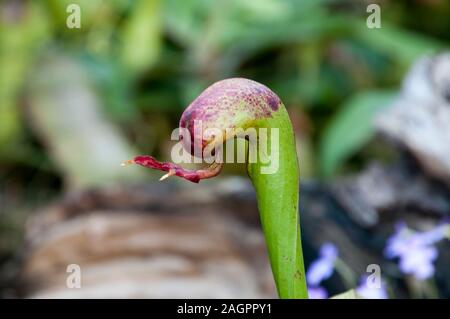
320, 89, 395, 177
0, 0, 449, 188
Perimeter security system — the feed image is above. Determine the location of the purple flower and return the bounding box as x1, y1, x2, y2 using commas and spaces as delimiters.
356, 276, 388, 299
306, 243, 338, 286
417, 224, 449, 244
308, 286, 328, 299
384, 221, 449, 280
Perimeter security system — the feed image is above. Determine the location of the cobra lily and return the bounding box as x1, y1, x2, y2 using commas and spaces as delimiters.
123, 78, 307, 298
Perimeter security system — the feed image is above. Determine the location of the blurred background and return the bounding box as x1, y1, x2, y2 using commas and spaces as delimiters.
0, 0, 449, 298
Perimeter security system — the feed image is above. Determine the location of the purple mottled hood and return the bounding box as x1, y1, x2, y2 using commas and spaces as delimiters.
123, 78, 282, 183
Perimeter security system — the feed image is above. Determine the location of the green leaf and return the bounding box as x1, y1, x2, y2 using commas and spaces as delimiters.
80, 55, 135, 122
354, 23, 447, 66
0, 2, 50, 154
320, 90, 396, 177
119, 0, 162, 73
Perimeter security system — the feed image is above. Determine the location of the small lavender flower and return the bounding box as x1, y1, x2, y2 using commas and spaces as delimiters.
306, 243, 338, 286
417, 223, 449, 244
384, 221, 449, 280
308, 286, 328, 299
356, 276, 388, 299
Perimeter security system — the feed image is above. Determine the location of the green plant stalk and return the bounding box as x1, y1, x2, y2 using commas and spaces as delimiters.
124, 78, 308, 298
248, 108, 307, 298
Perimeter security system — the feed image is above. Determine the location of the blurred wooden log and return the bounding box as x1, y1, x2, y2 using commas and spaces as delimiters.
375, 53, 450, 186
15, 175, 450, 298
333, 161, 450, 228
19, 179, 276, 298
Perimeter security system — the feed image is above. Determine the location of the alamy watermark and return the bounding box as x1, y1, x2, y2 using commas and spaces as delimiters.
170, 121, 280, 175
365, 264, 382, 289
66, 264, 81, 288
66, 4, 81, 29
366, 4, 381, 29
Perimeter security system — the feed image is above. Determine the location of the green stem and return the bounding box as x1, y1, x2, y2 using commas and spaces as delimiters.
248, 107, 307, 298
